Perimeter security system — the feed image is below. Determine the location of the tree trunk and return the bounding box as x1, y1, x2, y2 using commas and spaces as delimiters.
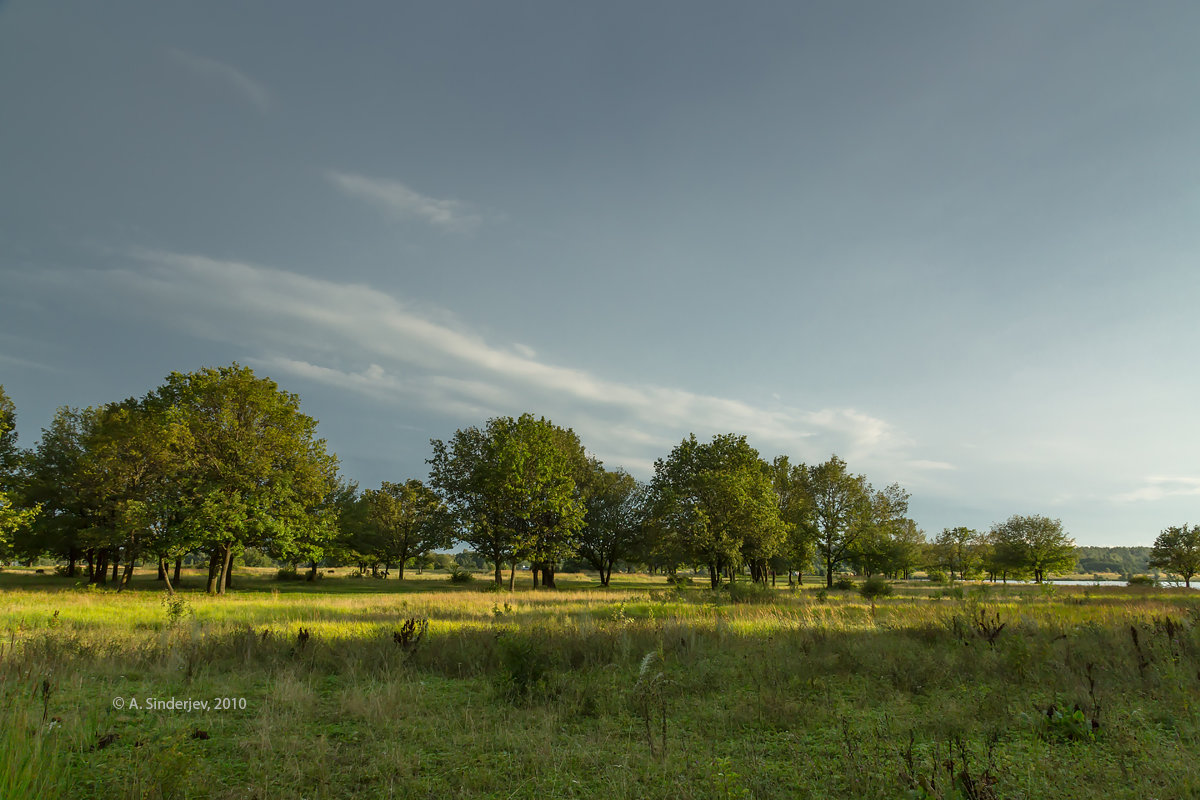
397, 560, 405, 581
494, 559, 503, 586
223, 550, 234, 590
156, 557, 166, 581
508, 561, 516, 592
307, 561, 319, 582
542, 563, 556, 589
826, 559, 834, 589
85, 549, 95, 581
708, 563, 718, 589
173, 556, 182, 584
531, 564, 540, 588
118, 558, 134, 591
67, 549, 78, 578
161, 557, 175, 596
111, 550, 120, 582
206, 550, 221, 594
93, 550, 108, 585
216, 542, 234, 595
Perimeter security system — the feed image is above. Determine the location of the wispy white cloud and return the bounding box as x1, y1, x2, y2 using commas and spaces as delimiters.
0, 352, 59, 372
167, 49, 271, 113
1114, 476, 1200, 503
325, 171, 480, 232
82, 249, 908, 474
908, 459, 956, 471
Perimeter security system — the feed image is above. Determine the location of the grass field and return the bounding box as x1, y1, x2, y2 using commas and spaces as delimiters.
2, 567, 1198, 799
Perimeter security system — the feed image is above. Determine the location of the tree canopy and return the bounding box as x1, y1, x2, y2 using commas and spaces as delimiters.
650, 433, 786, 588
1147, 524, 1200, 587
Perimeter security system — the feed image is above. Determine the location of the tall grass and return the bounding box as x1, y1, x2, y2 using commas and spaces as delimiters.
1, 570, 1198, 798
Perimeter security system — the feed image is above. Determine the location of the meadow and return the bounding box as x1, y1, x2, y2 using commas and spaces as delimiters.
2, 568, 1198, 800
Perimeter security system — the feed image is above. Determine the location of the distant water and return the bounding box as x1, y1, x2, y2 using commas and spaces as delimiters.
1012, 579, 1196, 589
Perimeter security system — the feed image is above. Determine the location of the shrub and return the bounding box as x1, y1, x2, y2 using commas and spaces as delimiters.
833, 577, 856, 591
858, 576, 893, 600
925, 570, 948, 584
1128, 574, 1157, 587
726, 581, 773, 604
666, 575, 693, 586
496, 634, 556, 700
274, 566, 303, 581
449, 568, 475, 584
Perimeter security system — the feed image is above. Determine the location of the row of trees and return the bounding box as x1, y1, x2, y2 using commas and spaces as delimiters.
12, 368, 1197, 591
1, 368, 340, 593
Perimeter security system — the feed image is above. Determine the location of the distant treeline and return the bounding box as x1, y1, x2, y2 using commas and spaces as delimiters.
1075, 546, 1151, 576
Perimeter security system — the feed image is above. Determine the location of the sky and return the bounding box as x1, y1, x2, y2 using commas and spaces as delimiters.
2, 1, 1199, 546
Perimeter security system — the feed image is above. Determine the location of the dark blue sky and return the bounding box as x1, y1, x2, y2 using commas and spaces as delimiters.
3, 1, 1200, 544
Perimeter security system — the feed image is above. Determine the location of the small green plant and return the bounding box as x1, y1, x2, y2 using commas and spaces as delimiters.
972, 608, 1006, 647
707, 756, 751, 800
632, 649, 670, 759
833, 577, 856, 591
1026, 704, 1097, 743
1127, 574, 1157, 587
274, 565, 303, 581
926, 570, 948, 584
161, 593, 192, 626
496, 634, 554, 701
392, 617, 429, 657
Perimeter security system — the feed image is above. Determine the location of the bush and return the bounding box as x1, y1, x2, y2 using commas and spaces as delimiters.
858, 576, 893, 600
726, 581, 773, 604
1128, 574, 1157, 587
496, 634, 556, 700
833, 577, 856, 591
666, 574, 693, 586
449, 568, 475, 584
274, 566, 303, 581
926, 570, 948, 584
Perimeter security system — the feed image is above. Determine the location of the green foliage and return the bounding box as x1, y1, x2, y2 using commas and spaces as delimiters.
358, 479, 451, 580
154, 364, 340, 591
650, 433, 786, 588
160, 593, 192, 626
833, 577, 856, 591
496, 633, 555, 700
988, 514, 1076, 583
1025, 704, 1098, 743
448, 568, 475, 584
858, 575, 893, 599
577, 465, 647, 586
725, 580, 774, 604
799, 455, 873, 588
1147, 524, 1200, 587
931, 527, 982, 581
632, 649, 670, 758
275, 565, 305, 581
430, 414, 587, 586
1127, 574, 1157, 587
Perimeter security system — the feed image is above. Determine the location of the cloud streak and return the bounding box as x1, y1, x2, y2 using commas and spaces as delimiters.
85, 249, 907, 474
1114, 476, 1200, 503
167, 49, 271, 112
326, 171, 480, 231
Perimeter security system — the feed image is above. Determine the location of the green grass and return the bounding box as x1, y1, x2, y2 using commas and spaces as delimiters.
2, 567, 1199, 799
